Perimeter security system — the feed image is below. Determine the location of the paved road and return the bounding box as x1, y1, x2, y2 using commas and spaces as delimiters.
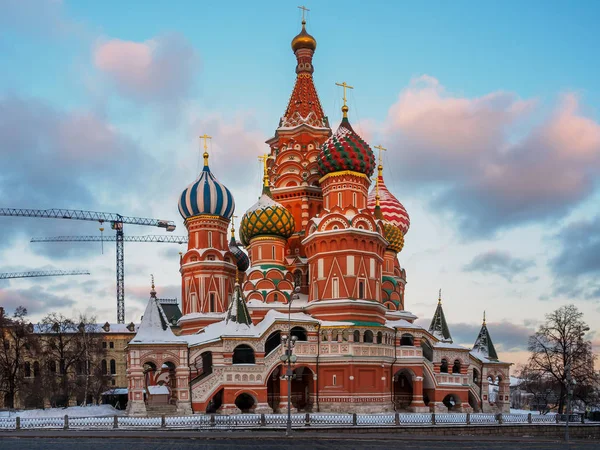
0, 433, 597, 450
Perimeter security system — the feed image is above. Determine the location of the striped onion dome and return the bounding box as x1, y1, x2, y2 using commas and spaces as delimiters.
239, 187, 295, 247
318, 116, 375, 178
367, 167, 410, 235
178, 156, 235, 220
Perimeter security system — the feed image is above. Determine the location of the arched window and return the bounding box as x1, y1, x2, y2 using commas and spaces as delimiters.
110, 359, 116, 375
332, 330, 339, 342
33, 361, 40, 378
342, 330, 349, 342
101, 359, 107, 375
400, 333, 414, 346
209, 293, 216, 312
473, 368, 480, 384
265, 331, 281, 355
194, 351, 213, 377
364, 330, 374, 343
24, 362, 31, 377
321, 331, 328, 342
452, 359, 461, 374
353, 330, 361, 343
440, 359, 449, 373
232, 345, 255, 364
290, 326, 307, 341
421, 340, 433, 362
48, 360, 57, 374
272, 246, 276, 260
376, 331, 383, 344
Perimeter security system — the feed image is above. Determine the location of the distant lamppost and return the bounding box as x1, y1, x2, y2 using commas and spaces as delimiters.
281, 286, 301, 437
564, 325, 589, 442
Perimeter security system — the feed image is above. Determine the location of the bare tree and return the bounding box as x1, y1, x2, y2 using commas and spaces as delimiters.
0, 306, 37, 409
525, 304, 597, 413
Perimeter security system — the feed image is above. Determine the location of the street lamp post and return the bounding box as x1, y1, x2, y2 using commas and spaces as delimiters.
281, 287, 301, 437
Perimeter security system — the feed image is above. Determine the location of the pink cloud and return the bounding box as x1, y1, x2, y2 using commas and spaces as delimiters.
378, 77, 600, 236
93, 34, 199, 104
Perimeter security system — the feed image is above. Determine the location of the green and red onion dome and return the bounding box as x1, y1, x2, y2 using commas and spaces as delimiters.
318, 116, 375, 178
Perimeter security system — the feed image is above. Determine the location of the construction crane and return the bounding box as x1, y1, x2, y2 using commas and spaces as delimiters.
0, 270, 90, 280
31, 235, 188, 244
0, 208, 176, 323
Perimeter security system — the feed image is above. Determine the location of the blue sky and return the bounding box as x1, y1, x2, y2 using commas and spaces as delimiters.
0, 0, 599, 365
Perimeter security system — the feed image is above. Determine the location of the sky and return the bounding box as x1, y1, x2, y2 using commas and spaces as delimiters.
0, 0, 599, 367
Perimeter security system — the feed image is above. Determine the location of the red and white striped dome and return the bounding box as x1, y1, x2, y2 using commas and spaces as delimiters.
367, 170, 410, 235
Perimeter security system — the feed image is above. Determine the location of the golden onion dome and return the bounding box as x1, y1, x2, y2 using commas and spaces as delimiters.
239, 190, 295, 246
291, 20, 317, 53
383, 222, 405, 254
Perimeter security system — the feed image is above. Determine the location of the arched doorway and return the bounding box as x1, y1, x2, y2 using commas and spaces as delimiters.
393, 370, 414, 410
206, 388, 223, 413
265, 331, 282, 355
267, 365, 282, 412
291, 366, 314, 411
290, 326, 307, 341
235, 393, 256, 413
443, 394, 461, 411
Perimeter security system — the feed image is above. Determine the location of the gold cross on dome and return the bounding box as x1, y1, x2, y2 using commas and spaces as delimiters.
199, 134, 212, 166
258, 154, 273, 188
298, 5, 310, 22
231, 214, 238, 237
335, 81, 354, 108
374, 144, 387, 165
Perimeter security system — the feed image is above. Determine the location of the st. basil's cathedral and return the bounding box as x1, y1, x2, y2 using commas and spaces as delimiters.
126, 18, 511, 416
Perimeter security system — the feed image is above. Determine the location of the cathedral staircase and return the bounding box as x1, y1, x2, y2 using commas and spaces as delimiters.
145, 404, 178, 416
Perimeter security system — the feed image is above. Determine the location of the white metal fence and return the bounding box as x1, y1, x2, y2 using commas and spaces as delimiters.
0, 413, 585, 430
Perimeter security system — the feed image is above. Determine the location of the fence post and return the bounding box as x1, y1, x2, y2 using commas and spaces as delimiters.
260, 414, 266, 427
15, 416, 20, 430
64, 415, 69, 430
113, 415, 118, 429
395, 412, 400, 426
431, 413, 436, 425
497, 413, 503, 424
210, 414, 216, 427
581, 414, 585, 424
466, 413, 470, 425
305, 413, 310, 427
555, 414, 560, 424
161, 415, 166, 428
527, 413, 532, 424
352, 413, 357, 426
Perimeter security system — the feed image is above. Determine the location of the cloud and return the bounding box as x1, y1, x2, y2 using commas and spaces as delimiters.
0, 95, 155, 256
463, 250, 535, 281
548, 216, 600, 300
380, 76, 600, 237
94, 34, 199, 106
0, 0, 75, 36
0, 286, 76, 315
416, 319, 534, 353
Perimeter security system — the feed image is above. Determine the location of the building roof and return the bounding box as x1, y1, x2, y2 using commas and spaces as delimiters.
471, 318, 499, 362
130, 285, 184, 344
428, 292, 453, 343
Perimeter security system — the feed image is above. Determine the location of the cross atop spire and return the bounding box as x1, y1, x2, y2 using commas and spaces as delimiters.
150, 274, 156, 298
483, 310, 486, 325
335, 81, 354, 118
231, 214, 238, 238
199, 134, 212, 166
258, 154, 273, 190
438, 288, 442, 304
374, 144, 387, 205
298, 5, 310, 22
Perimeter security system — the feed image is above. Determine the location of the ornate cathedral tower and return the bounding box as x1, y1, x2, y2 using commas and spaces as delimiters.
265, 17, 332, 294
178, 140, 237, 333
367, 159, 410, 310
304, 99, 388, 324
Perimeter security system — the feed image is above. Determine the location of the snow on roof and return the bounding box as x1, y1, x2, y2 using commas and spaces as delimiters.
385, 318, 424, 330
147, 385, 170, 395
130, 295, 185, 345
102, 388, 128, 396
246, 192, 284, 213
435, 341, 468, 350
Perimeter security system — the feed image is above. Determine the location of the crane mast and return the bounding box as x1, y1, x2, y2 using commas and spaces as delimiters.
1, 207, 176, 323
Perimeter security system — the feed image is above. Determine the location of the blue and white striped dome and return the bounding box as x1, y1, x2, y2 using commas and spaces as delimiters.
178, 163, 235, 220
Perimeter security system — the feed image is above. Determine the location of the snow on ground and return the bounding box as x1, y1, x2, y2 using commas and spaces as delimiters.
510, 408, 556, 415
0, 405, 125, 418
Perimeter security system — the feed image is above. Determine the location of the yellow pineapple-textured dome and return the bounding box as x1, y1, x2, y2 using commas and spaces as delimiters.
240, 191, 295, 246
383, 222, 404, 254
291, 20, 317, 52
